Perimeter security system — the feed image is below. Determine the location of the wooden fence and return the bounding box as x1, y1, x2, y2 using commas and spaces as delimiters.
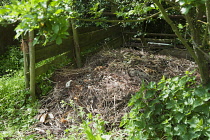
34, 25, 123, 76
24, 25, 123, 98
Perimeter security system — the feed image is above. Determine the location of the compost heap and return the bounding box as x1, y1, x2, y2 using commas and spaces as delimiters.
33, 47, 197, 136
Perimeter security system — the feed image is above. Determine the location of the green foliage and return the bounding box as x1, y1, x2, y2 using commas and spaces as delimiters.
0, 52, 71, 139
0, 0, 72, 45
0, 71, 37, 137
0, 0, 111, 45
0, 46, 23, 76
115, 0, 154, 19
178, 0, 206, 14
121, 72, 210, 139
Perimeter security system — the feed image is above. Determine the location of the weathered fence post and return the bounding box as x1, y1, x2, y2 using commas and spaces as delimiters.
29, 30, 36, 101
71, 20, 82, 68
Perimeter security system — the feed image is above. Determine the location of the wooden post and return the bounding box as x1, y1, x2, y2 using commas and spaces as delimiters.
71, 19, 82, 68
28, 30, 36, 101
21, 35, 30, 89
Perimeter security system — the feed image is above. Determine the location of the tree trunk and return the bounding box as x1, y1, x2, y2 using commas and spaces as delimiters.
206, 0, 210, 45
185, 6, 210, 85
152, 0, 210, 85
152, 0, 196, 60
71, 20, 82, 68
29, 30, 36, 101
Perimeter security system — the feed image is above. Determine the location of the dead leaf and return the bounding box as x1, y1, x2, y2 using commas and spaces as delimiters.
48, 113, 54, 119
34, 128, 45, 133
60, 118, 68, 123
40, 113, 48, 123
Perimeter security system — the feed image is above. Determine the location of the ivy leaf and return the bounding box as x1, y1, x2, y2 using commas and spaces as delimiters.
174, 113, 184, 123
174, 124, 186, 135
145, 90, 155, 99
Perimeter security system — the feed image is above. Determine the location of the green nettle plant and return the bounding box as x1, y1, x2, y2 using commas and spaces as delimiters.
121, 72, 210, 139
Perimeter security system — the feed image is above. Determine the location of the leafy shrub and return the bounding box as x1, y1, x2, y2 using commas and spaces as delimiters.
0, 46, 23, 76
121, 72, 210, 139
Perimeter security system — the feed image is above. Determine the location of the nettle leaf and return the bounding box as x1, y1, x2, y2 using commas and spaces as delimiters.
192, 99, 204, 109
155, 103, 163, 115
174, 112, 185, 123
123, 73, 210, 139
166, 100, 177, 109
174, 124, 186, 136
145, 90, 155, 99
163, 124, 172, 136
194, 104, 209, 115
184, 97, 194, 106
188, 116, 203, 131
147, 81, 156, 89
172, 76, 179, 82
160, 89, 170, 99
194, 87, 206, 97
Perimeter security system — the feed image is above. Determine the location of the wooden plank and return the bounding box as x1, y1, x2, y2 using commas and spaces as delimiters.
35, 52, 72, 77
105, 36, 123, 49
146, 33, 177, 37
35, 25, 121, 63
81, 36, 123, 53
124, 32, 177, 38
80, 36, 123, 62
79, 25, 121, 47
132, 38, 175, 43
35, 37, 74, 63
77, 26, 102, 34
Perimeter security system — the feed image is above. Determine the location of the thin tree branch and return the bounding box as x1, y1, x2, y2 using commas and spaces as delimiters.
73, 7, 177, 23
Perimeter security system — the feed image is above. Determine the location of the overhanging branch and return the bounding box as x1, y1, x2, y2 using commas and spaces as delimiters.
73, 7, 177, 23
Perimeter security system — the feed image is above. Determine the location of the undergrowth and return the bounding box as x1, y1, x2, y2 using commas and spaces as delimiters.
0, 71, 38, 139
36, 71, 210, 140
1, 46, 209, 139
0, 46, 23, 76
0, 48, 70, 139
121, 71, 210, 139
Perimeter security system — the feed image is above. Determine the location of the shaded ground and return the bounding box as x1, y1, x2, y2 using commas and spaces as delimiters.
31, 47, 198, 138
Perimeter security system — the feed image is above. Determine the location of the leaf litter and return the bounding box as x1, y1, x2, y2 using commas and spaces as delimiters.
30, 47, 198, 138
